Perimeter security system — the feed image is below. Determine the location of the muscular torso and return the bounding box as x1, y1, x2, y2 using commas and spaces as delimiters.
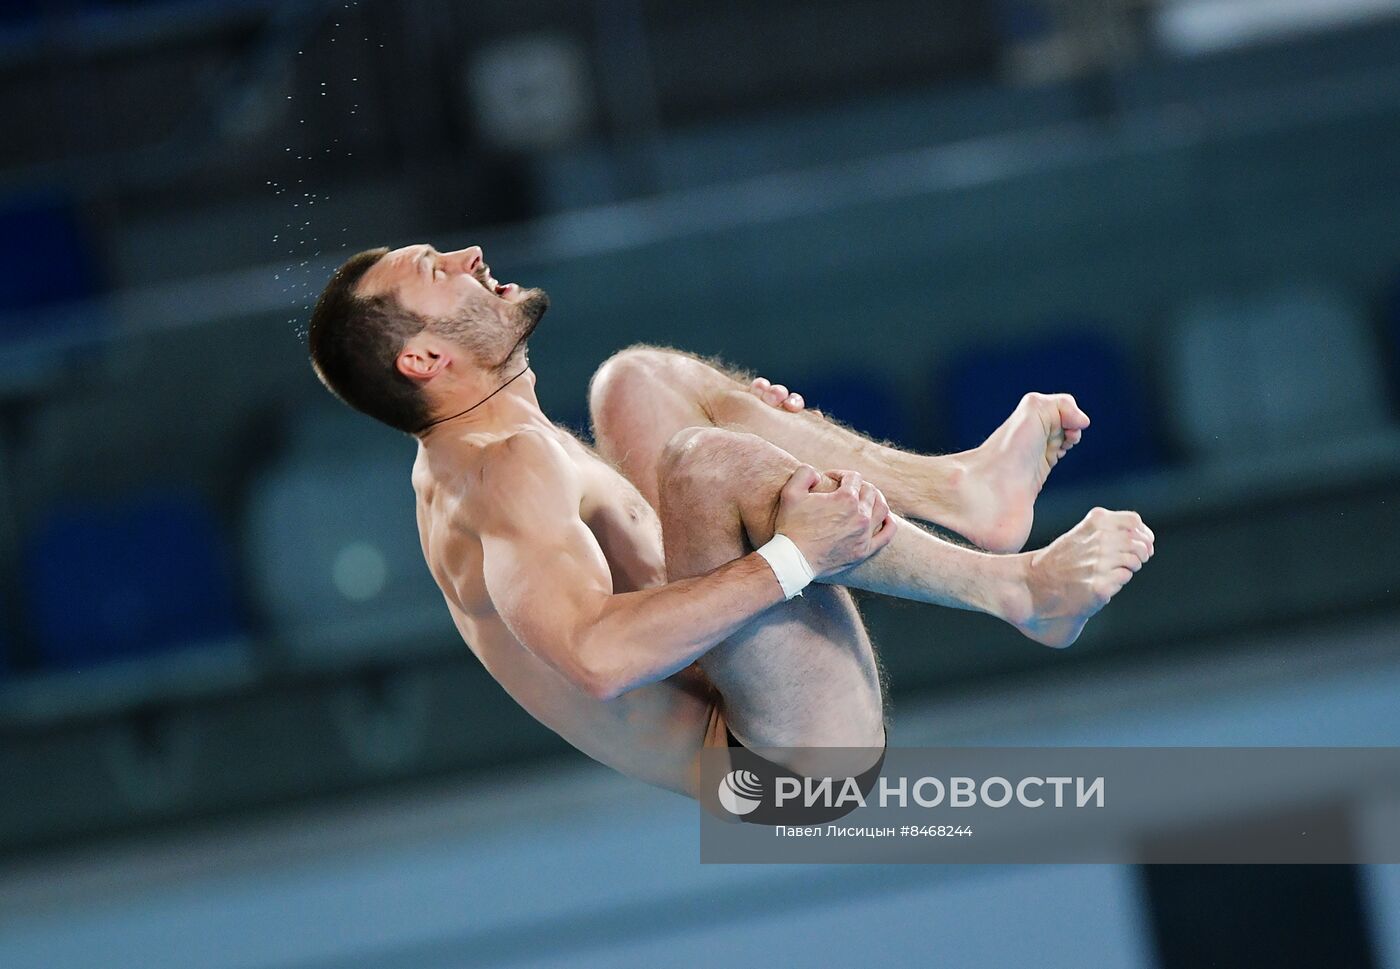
411, 418, 716, 795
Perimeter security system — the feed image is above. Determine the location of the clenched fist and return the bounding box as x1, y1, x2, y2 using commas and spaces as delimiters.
774, 466, 896, 577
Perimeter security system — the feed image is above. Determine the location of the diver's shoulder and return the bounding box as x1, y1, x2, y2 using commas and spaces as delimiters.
476, 427, 571, 485
483, 425, 559, 456
420, 426, 561, 486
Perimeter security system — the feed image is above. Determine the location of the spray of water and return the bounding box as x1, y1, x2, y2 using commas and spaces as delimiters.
278, 1, 367, 340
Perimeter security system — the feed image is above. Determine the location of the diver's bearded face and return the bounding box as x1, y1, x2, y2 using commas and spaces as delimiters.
362, 244, 550, 374
494, 286, 550, 369
428, 262, 549, 372
462, 274, 548, 369
458, 256, 549, 369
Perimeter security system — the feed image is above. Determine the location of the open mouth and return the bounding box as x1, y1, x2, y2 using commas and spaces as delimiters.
480, 265, 516, 297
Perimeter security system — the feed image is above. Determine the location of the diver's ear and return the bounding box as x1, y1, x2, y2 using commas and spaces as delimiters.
395, 334, 449, 383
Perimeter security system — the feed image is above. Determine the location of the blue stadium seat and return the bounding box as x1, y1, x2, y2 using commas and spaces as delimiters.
0, 192, 102, 313
1167, 286, 1387, 460
994, 0, 1053, 43
0, 0, 41, 26
23, 491, 242, 670
799, 371, 910, 447
244, 415, 449, 662
942, 329, 1159, 484
0, 191, 105, 349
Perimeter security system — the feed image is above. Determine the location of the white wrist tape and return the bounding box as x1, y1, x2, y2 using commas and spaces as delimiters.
755, 533, 816, 600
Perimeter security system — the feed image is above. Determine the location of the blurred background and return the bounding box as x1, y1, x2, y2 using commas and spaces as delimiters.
0, 0, 1399, 965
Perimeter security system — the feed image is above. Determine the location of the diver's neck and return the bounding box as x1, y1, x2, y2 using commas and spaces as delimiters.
416, 365, 547, 440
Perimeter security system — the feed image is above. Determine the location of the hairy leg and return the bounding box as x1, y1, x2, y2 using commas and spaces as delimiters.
589, 345, 1088, 553
657, 429, 886, 764
663, 427, 1154, 652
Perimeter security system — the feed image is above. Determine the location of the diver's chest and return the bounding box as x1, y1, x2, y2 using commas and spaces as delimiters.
570, 448, 662, 551
575, 452, 657, 526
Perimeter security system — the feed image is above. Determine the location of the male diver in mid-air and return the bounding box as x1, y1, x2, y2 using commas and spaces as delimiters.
309, 243, 1153, 801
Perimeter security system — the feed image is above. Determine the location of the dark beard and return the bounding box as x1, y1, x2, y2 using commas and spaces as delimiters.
493, 288, 550, 373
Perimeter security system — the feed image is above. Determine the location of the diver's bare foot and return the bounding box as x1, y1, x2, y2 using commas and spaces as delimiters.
951, 392, 1090, 554
1004, 508, 1154, 648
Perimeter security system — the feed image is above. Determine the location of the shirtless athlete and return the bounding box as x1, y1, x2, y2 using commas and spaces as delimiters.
308, 243, 1154, 798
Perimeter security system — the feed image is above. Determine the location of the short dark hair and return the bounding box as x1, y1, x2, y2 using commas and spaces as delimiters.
308, 247, 431, 433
